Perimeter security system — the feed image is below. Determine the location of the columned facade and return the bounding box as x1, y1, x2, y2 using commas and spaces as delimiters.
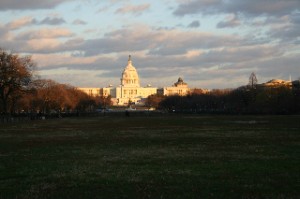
101, 55, 157, 106
80, 55, 191, 106
158, 77, 190, 96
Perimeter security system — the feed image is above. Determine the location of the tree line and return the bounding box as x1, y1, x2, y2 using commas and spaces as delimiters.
0, 49, 110, 117
147, 84, 300, 114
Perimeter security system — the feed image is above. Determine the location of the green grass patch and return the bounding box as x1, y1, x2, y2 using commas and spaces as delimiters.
0, 115, 299, 198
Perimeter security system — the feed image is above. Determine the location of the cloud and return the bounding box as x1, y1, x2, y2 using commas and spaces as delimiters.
25, 39, 62, 52
290, 13, 300, 24
39, 70, 108, 88
77, 26, 245, 57
173, 0, 222, 16
97, 5, 110, 13
173, 0, 300, 17
6, 25, 245, 56
5, 16, 35, 30
147, 31, 244, 56
226, 0, 300, 17
249, 53, 300, 81
0, 25, 11, 44
264, 13, 300, 43
173, 0, 300, 43
72, 19, 87, 25
76, 26, 156, 56
188, 20, 200, 28
197, 45, 283, 66
16, 28, 74, 40
0, 0, 74, 11
39, 42, 281, 72
33, 53, 101, 69
2, 23, 287, 63
217, 14, 240, 28
38, 17, 66, 25
115, 4, 150, 15
5, 16, 66, 30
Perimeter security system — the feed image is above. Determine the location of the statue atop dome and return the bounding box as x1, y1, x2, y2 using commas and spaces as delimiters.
127, 55, 132, 65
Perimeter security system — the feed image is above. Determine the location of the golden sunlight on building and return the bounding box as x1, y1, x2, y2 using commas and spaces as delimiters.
100, 55, 157, 106
158, 77, 190, 96
77, 88, 100, 97
79, 55, 192, 106
259, 79, 292, 89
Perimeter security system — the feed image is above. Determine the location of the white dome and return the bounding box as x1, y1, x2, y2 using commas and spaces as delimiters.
121, 55, 140, 87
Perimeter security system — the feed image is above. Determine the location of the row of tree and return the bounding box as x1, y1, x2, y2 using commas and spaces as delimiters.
0, 49, 110, 115
146, 85, 300, 114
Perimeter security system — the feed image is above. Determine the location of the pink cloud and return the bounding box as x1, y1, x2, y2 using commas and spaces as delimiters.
115, 4, 150, 15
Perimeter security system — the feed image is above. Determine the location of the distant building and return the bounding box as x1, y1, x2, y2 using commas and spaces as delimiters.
78, 88, 100, 97
259, 79, 292, 89
100, 55, 157, 106
158, 77, 190, 96
79, 55, 194, 106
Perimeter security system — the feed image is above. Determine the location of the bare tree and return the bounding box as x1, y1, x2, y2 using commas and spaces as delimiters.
145, 94, 165, 110
0, 49, 35, 113
96, 95, 112, 109
28, 79, 94, 113
248, 72, 258, 89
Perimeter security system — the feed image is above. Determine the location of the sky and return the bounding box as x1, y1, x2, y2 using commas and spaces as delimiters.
0, 0, 299, 89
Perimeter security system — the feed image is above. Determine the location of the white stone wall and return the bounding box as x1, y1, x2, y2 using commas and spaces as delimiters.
112, 86, 157, 105
78, 88, 101, 97
161, 87, 190, 96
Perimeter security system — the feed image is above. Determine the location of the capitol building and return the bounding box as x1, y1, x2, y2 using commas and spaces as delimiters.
79, 55, 190, 106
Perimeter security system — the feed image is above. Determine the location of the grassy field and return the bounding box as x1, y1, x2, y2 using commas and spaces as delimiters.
0, 114, 299, 199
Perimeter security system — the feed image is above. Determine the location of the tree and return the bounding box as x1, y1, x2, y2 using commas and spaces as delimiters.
27, 79, 95, 113
96, 95, 112, 109
159, 95, 189, 112
145, 94, 165, 110
248, 72, 258, 89
0, 49, 35, 113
